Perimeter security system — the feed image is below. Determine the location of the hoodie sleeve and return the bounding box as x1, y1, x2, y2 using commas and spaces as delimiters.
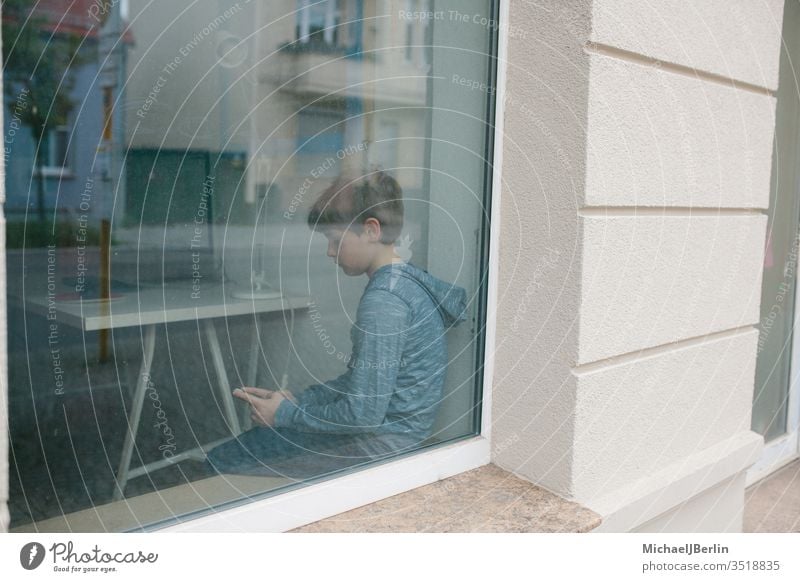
274, 289, 409, 434
293, 374, 347, 407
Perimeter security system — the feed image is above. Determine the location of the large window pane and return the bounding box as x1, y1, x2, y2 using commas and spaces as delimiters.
3, 0, 496, 530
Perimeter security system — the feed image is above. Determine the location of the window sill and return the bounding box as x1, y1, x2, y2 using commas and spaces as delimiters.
290, 463, 602, 533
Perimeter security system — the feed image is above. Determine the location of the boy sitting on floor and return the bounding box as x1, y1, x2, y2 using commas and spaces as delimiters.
205, 170, 467, 477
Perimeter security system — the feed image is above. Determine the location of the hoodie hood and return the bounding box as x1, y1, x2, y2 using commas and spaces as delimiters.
372, 262, 468, 327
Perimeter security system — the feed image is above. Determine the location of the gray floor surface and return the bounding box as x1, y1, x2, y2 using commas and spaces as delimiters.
744, 459, 800, 533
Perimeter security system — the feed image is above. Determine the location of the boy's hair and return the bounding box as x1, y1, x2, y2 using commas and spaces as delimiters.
307, 170, 404, 244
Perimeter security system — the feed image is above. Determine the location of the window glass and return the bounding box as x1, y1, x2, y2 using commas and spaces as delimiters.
3, 0, 496, 531
47, 126, 70, 169
753, 0, 800, 442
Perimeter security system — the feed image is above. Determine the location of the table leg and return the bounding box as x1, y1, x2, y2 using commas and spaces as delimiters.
118, 330, 140, 401
246, 315, 260, 387
241, 315, 261, 430
113, 324, 157, 501
202, 319, 242, 436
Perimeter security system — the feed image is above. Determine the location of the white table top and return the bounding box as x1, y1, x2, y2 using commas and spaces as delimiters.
24, 283, 310, 331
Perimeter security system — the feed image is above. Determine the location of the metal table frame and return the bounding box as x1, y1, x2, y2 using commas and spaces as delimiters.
25, 283, 308, 500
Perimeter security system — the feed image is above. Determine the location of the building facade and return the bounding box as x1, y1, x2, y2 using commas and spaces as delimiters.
0, 0, 796, 532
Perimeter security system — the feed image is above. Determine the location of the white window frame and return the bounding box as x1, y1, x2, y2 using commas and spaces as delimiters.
298, 0, 340, 46
155, 0, 511, 533
323, 0, 339, 45
747, 285, 800, 485
37, 125, 73, 178
746, 1, 800, 486
403, 0, 415, 64
298, 0, 311, 43
420, 0, 431, 68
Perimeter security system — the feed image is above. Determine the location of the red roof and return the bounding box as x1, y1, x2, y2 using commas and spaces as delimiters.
5, 0, 135, 44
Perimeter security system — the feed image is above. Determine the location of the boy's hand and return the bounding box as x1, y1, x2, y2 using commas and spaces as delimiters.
233, 387, 293, 427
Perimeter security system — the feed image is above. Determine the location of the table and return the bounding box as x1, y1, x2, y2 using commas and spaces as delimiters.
24, 282, 309, 500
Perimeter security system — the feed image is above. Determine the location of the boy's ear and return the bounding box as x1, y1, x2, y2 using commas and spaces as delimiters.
363, 217, 382, 242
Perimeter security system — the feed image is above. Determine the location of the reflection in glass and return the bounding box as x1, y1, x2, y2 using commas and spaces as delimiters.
3, 0, 494, 530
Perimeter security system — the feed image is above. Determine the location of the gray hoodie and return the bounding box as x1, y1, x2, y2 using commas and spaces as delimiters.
274, 262, 467, 453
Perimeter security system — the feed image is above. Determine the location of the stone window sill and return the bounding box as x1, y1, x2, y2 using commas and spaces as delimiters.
11, 464, 601, 533
291, 463, 602, 533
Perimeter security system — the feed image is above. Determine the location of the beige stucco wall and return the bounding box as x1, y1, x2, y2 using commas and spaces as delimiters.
490, 0, 592, 498
492, 0, 785, 530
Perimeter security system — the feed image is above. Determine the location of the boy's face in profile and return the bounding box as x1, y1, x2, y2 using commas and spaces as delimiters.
324, 227, 373, 277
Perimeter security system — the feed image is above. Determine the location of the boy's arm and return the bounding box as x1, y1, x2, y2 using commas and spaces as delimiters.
293, 374, 349, 407
274, 290, 409, 434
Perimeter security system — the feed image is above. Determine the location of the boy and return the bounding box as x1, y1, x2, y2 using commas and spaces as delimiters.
205, 170, 467, 477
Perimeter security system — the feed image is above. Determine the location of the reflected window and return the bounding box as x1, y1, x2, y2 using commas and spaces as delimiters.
297, 0, 342, 47
44, 126, 71, 171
